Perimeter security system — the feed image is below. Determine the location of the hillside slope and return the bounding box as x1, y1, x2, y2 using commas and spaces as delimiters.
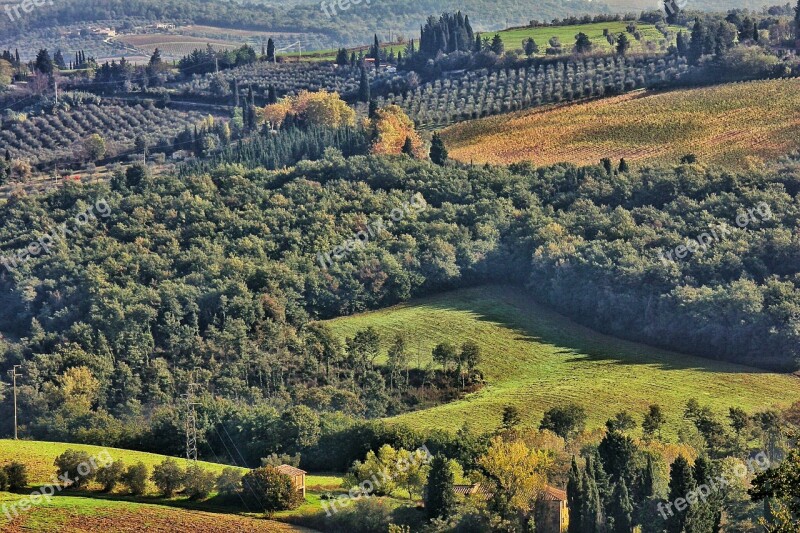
325, 285, 800, 433
0, 440, 328, 532
442, 79, 800, 170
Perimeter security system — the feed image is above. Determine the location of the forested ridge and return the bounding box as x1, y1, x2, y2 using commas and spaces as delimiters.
0, 0, 608, 47
0, 149, 798, 451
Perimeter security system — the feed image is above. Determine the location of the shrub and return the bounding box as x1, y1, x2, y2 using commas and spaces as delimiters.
4, 462, 28, 490
216, 467, 243, 496
184, 465, 216, 500
328, 498, 394, 533
0, 468, 7, 490
54, 449, 96, 489
121, 462, 148, 495
241, 466, 303, 516
96, 460, 126, 492
261, 453, 301, 468
152, 458, 185, 497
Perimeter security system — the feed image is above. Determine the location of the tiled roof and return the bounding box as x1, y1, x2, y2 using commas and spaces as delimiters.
540, 485, 567, 501
452, 483, 566, 502
275, 464, 307, 476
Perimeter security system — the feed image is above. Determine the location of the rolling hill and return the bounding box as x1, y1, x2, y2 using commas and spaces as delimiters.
441, 78, 800, 170
0, 440, 340, 532
324, 285, 800, 433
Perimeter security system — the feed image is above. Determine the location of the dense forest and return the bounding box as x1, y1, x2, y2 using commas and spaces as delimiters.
1, 139, 799, 454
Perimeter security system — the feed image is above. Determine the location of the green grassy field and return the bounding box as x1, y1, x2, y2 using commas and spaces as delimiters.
0, 440, 238, 485
293, 21, 684, 62
496, 21, 683, 54
324, 285, 800, 434
0, 440, 341, 531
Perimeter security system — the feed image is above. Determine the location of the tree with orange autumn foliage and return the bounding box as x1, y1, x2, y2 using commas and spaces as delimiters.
259, 90, 355, 130
370, 105, 425, 158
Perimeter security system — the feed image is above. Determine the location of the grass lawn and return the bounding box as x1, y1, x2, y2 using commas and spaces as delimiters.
0, 440, 342, 531
0, 440, 238, 486
441, 79, 800, 170
497, 21, 684, 55
293, 21, 684, 62
323, 285, 800, 434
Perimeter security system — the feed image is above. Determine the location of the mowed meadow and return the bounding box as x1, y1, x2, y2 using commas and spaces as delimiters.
0, 440, 338, 532
324, 286, 800, 434
441, 78, 800, 170
497, 21, 683, 54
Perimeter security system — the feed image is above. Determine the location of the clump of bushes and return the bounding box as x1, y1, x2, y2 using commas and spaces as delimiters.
4, 462, 28, 490
122, 462, 148, 495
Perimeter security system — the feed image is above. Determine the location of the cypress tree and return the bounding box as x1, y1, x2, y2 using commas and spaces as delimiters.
567, 457, 584, 533
358, 67, 370, 102
618, 158, 629, 173
267, 38, 275, 61
609, 479, 633, 533
430, 132, 448, 165
689, 19, 705, 65
581, 469, 603, 533
425, 455, 456, 519
666, 455, 695, 533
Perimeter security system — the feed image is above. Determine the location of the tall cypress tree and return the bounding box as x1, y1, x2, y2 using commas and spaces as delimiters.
425, 455, 457, 519
358, 67, 370, 102
609, 480, 633, 533
430, 132, 448, 165
266, 38, 275, 61
567, 457, 584, 533
373, 34, 381, 70
581, 469, 603, 533
689, 19, 705, 65
666, 455, 695, 533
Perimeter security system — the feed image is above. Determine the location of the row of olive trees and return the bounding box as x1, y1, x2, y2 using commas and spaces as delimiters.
175, 61, 391, 100
379, 54, 689, 126
50, 450, 302, 515
0, 101, 208, 168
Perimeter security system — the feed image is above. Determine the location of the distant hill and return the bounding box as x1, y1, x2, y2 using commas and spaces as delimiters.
442, 78, 800, 170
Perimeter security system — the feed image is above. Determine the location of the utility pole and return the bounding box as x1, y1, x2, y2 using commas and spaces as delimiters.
183, 371, 201, 464
8, 365, 21, 440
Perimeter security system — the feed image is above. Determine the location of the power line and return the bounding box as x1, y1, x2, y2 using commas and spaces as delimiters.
183, 369, 201, 465
7, 365, 22, 440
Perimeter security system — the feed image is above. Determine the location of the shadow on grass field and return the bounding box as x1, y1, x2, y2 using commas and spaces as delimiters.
324, 285, 800, 434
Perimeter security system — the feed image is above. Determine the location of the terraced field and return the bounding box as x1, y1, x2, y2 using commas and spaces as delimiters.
441, 78, 800, 170
324, 285, 800, 433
